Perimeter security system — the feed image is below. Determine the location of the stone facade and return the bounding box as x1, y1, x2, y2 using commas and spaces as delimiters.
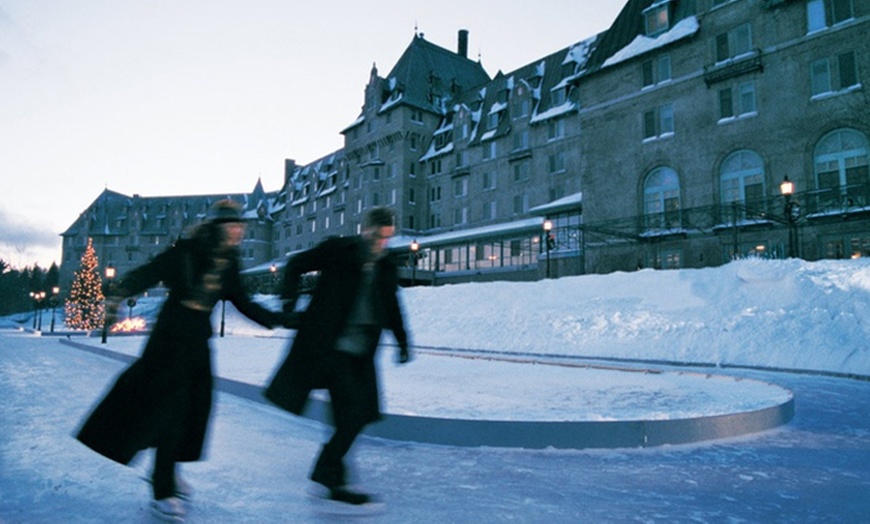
62, 0, 870, 290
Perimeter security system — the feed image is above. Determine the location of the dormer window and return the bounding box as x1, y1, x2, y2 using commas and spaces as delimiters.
644, 1, 672, 36
551, 87, 567, 107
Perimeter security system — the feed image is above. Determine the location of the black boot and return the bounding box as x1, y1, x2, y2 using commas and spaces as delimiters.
310, 456, 345, 489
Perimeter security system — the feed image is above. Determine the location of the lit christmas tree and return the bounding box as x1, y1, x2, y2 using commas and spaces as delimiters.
65, 238, 105, 330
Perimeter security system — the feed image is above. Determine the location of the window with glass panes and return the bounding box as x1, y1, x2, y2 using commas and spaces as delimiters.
814, 129, 870, 205
644, 167, 681, 229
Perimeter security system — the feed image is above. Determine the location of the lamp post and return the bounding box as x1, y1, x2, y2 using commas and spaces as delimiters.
35, 291, 46, 331
780, 176, 799, 258
543, 220, 553, 278
220, 300, 226, 338
30, 292, 37, 329
101, 264, 116, 344
410, 240, 419, 286
270, 263, 278, 294
50, 286, 60, 333
126, 297, 137, 319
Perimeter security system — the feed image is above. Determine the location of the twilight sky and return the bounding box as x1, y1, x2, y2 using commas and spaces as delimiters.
0, 1, 624, 269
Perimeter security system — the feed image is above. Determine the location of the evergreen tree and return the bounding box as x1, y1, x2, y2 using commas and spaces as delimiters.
65, 238, 105, 330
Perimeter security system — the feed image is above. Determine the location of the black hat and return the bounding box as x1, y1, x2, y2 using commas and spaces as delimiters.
207, 200, 243, 223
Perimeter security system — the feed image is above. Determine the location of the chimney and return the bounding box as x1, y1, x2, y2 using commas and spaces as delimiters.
284, 159, 297, 187
458, 29, 468, 58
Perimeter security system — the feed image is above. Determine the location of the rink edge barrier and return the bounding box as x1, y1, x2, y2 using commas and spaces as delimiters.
59, 338, 794, 450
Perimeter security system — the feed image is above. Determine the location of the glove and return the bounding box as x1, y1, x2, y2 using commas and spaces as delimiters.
396, 343, 412, 364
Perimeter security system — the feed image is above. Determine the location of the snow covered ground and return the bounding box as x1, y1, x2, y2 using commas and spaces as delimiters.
2, 257, 869, 522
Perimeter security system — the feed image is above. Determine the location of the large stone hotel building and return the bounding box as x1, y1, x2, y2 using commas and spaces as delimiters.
61, 0, 869, 291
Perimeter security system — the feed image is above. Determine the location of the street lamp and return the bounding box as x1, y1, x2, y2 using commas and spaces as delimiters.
270, 263, 278, 294
35, 291, 46, 331
220, 300, 226, 338
126, 297, 137, 319
543, 220, 553, 278
30, 292, 38, 329
410, 240, 419, 286
101, 264, 116, 344
780, 176, 799, 258
50, 286, 60, 333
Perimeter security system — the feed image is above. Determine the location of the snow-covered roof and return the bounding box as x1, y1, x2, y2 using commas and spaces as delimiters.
529, 192, 583, 215
530, 100, 577, 124
391, 217, 545, 249
603, 16, 700, 69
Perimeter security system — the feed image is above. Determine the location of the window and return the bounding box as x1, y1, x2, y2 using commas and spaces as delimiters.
807, 0, 854, 32
814, 129, 869, 204
454, 207, 468, 225
715, 23, 753, 63
643, 103, 674, 140
409, 188, 415, 204
811, 51, 859, 97
513, 161, 530, 183
487, 112, 499, 130
512, 130, 529, 151
547, 119, 565, 140
429, 186, 442, 203
483, 201, 497, 220
644, 3, 670, 36
454, 177, 468, 197
434, 132, 450, 149
513, 98, 530, 119
483, 171, 496, 190
644, 167, 681, 229
719, 81, 757, 120
411, 110, 424, 123
642, 55, 672, 88
550, 88, 566, 106
720, 150, 765, 208
482, 141, 497, 160
548, 152, 566, 174
513, 194, 529, 214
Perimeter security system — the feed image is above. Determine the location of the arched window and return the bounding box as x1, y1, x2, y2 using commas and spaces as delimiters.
815, 129, 869, 204
644, 167, 681, 229
720, 151, 765, 219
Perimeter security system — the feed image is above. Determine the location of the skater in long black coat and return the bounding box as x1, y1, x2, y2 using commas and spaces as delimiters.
76, 200, 282, 520
264, 206, 412, 506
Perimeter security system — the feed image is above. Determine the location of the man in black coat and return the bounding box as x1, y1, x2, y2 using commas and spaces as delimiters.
265, 206, 412, 506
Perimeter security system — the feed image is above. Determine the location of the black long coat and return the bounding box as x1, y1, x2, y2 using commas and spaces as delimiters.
264, 236, 408, 424
76, 238, 278, 465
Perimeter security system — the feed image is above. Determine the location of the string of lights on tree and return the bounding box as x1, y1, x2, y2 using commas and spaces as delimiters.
64, 238, 105, 330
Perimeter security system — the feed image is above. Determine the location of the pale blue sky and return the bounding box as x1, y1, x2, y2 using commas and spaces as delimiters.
0, 1, 624, 268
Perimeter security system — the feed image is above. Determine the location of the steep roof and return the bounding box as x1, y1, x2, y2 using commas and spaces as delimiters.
382, 33, 490, 115
587, 0, 699, 71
